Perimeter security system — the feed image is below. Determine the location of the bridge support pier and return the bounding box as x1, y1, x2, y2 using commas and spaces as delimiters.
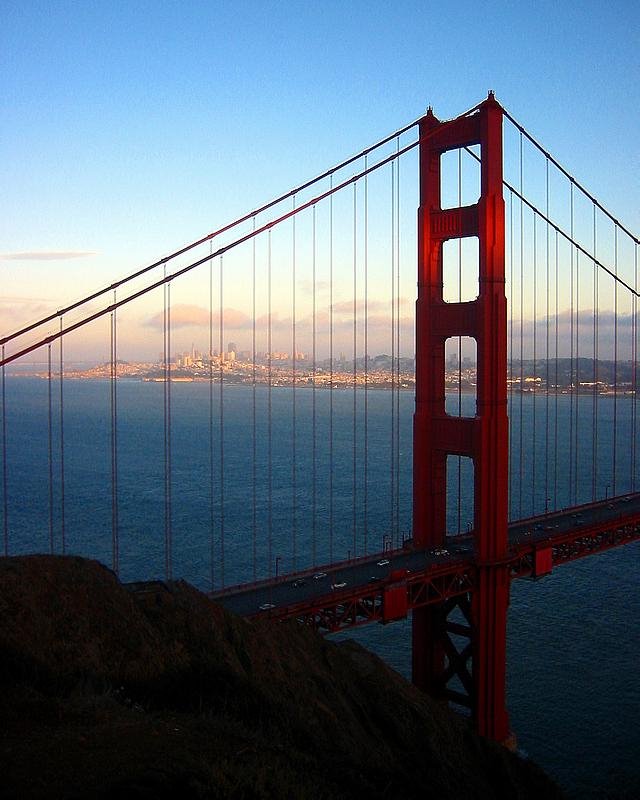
412, 93, 511, 742
472, 565, 510, 741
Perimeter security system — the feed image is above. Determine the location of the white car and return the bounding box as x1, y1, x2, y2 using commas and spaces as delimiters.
377, 559, 390, 567
331, 581, 347, 590
313, 572, 327, 580
259, 603, 275, 611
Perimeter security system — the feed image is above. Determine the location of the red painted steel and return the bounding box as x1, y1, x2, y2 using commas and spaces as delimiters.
382, 583, 409, 622
412, 92, 510, 741
533, 548, 553, 578
235, 512, 640, 632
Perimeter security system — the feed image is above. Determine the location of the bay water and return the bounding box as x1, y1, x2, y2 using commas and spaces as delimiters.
2, 377, 638, 797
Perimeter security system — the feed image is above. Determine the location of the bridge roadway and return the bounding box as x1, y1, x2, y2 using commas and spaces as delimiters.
206, 493, 640, 632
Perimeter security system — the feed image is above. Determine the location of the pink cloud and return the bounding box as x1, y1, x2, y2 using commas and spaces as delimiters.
145, 304, 252, 331
0, 251, 97, 261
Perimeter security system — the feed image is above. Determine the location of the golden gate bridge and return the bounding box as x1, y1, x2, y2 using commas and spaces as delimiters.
2, 93, 639, 744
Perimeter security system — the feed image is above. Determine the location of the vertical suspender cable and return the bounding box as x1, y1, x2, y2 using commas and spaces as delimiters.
251, 221, 257, 580
48, 345, 53, 553
569, 184, 575, 506
110, 304, 115, 568
267, 233, 273, 576
2, 346, 7, 555
363, 158, 369, 553
457, 149, 463, 533
166, 282, 173, 579
554, 232, 559, 508
545, 161, 550, 511
168, 287, 172, 579
633, 242, 638, 491
569, 183, 578, 505
613, 226, 618, 496
390, 162, 396, 539
329, 179, 334, 564
508, 191, 514, 517
518, 132, 524, 518
292, 198, 297, 571
395, 138, 401, 540
219, 255, 225, 586
575, 248, 580, 503
352, 182, 357, 558
59, 317, 66, 554
163, 272, 168, 576
592, 209, 598, 500
209, 240, 216, 589
110, 291, 119, 574
532, 211, 537, 514
312, 204, 318, 566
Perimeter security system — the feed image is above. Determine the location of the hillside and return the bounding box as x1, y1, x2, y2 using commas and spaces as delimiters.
0, 556, 563, 799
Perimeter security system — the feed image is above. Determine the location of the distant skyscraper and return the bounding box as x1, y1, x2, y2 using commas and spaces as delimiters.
228, 342, 237, 354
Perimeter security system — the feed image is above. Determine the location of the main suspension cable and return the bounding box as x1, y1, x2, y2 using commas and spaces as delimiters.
503, 108, 640, 246
0, 118, 426, 351
4, 114, 499, 370
463, 146, 639, 299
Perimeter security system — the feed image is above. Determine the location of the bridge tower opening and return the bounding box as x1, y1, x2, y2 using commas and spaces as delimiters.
412, 93, 510, 742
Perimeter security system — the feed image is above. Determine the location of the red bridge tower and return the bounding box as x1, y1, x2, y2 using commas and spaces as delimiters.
412, 93, 510, 742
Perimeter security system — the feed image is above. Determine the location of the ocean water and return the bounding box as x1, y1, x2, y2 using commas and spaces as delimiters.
2, 377, 638, 798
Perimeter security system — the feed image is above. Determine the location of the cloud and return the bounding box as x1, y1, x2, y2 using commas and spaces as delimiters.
0, 251, 97, 261
297, 279, 331, 296
330, 297, 412, 316
0, 300, 53, 337
0, 295, 52, 305
513, 308, 638, 359
145, 304, 252, 331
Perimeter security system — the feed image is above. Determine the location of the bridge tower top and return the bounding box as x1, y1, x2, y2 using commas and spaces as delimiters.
413, 91, 507, 561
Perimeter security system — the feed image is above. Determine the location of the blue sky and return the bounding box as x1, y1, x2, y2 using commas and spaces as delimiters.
2, 0, 639, 357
